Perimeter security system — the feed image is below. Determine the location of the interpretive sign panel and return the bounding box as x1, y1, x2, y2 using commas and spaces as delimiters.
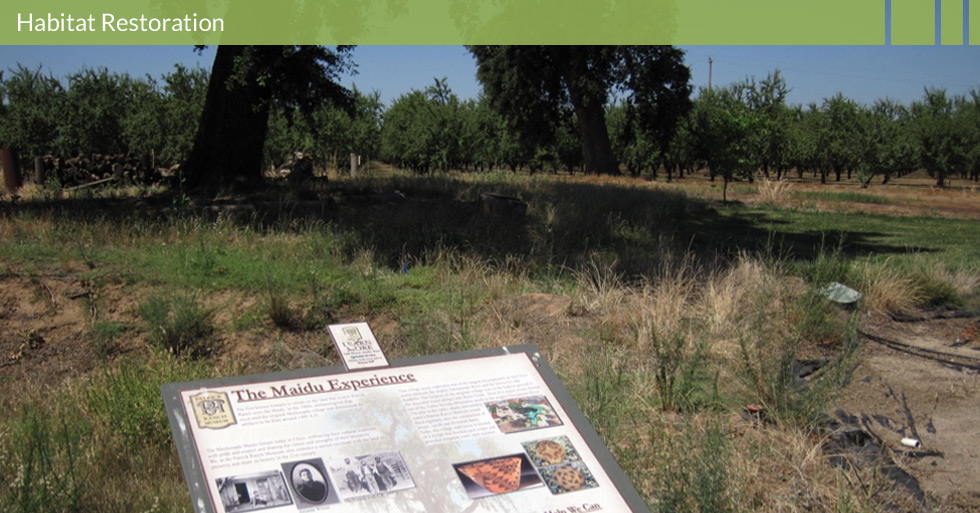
162, 345, 650, 513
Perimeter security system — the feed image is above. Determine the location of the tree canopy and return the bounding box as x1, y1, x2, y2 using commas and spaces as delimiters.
468, 45, 692, 175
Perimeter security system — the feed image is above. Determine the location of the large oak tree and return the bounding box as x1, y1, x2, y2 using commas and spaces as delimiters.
467, 46, 692, 175
183, 45, 354, 195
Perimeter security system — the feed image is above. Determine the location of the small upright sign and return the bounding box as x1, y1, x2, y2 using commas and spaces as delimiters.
328, 322, 389, 371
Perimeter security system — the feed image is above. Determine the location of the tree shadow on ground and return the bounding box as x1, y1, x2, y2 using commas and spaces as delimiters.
1, 177, 935, 279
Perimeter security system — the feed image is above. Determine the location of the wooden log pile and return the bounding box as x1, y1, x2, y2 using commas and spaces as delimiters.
38, 153, 164, 187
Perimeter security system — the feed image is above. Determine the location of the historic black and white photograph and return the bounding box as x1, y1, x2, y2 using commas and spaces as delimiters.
330, 451, 416, 499
214, 471, 292, 512
281, 458, 339, 508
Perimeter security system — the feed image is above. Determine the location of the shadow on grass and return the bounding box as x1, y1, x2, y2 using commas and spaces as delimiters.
0, 176, 936, 278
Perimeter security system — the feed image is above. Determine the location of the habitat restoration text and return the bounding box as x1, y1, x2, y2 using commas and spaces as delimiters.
17, 12, 224, 32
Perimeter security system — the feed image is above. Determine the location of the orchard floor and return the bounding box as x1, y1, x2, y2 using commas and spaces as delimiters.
2, 169, 979, 511
3, 271, 979, 511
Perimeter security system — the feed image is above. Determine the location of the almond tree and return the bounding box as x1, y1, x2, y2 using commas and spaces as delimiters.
468, 46, 691, 175
690, 87, 758, 202
744, 70, 791, 180
911, 89, 971, 188
819, 93, 861, 183
0, 66, 65, 158
854, 99, 917, 187
957, 90, 980, 183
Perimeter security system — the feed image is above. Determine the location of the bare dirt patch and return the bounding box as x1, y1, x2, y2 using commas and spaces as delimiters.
837, 313, 980, 512
0, 270, 343, 404
0, 273, 104, 400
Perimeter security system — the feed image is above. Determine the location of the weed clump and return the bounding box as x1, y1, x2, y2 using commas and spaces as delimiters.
88, 320, 129, 361
138, 292, 215, 357
733, 259, 860, 427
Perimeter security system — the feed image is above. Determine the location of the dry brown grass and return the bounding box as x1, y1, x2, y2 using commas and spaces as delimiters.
854, 260, 925, 316
731, 426, 894, 513
757, 177, 794, 208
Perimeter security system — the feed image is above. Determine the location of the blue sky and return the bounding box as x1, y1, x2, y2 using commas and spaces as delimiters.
2, 45, 979, 108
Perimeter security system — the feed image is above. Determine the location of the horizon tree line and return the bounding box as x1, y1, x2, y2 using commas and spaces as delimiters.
1, 46, 978, 194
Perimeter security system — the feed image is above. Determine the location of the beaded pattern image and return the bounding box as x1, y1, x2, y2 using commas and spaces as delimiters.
521, 436, 581, 467
537, 461, 598, 495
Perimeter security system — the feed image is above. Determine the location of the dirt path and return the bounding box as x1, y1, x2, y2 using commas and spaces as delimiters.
837, 314, 980, 511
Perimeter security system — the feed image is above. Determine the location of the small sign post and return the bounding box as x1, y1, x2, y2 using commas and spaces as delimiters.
327, 322, 389, 371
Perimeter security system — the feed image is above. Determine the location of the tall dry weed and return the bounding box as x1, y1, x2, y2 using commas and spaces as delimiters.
575, 257, 628, 315
916, 261, 980, 301
854, 260, 923, 316
757, 177, 793, 207
703, 257, 762, 333
632, 260, 700, 344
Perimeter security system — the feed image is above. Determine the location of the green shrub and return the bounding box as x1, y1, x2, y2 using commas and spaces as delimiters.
735, 283, 860, 427
646, 326, 719, 413
138, 292, 214, 357
653, 420, 736, 513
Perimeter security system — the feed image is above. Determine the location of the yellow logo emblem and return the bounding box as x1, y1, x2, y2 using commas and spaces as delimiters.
190, 391, 236, 429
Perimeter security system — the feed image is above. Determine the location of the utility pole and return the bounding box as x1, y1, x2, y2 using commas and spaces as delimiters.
708, 56, 713, 91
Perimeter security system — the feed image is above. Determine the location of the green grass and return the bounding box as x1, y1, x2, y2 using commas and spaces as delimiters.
711, 205, 980, 273
794, 190, 892, 205
699, 205, 980, 308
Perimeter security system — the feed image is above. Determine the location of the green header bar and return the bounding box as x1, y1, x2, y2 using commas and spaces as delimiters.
892, 0, 933, 45
941, 0, 962, 45
1, 0, 890, 44
973, 0, 980, 45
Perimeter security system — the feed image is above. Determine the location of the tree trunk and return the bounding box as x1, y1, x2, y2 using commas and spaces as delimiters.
184, 46, 270, 196
553, 47, 618, 175
572, 96, 618, 175
1, 148, 21, 193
